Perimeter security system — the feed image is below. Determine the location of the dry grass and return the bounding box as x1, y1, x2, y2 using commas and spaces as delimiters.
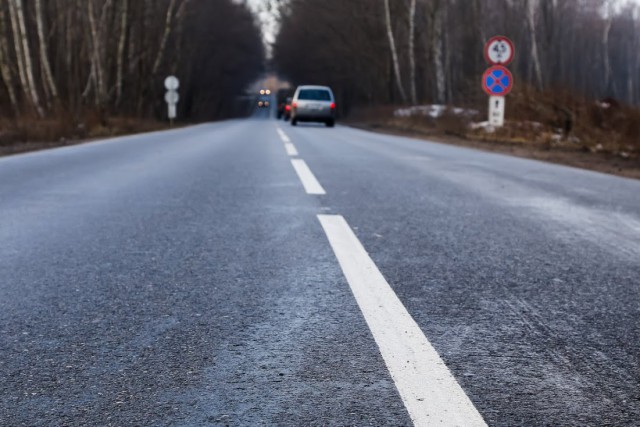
345, 86, 640, 179
0, 113, 169, 156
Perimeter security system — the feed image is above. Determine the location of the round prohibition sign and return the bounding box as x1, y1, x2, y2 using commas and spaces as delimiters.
484, 36, 515, 66
482, 65, 513, 96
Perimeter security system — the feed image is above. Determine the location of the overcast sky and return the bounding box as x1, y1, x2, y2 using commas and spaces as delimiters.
247, 0, 278, 45
246, 0, 640, 46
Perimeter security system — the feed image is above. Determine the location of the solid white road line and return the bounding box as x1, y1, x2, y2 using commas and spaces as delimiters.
284, 143, 298, 157
291, 159, 326, 195
318, 214, 487, 427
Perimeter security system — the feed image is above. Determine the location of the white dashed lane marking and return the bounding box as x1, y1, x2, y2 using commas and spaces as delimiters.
276, 127, 291, 143
284, 143, 298, 156
318, 214, 487, 427
290, 159, 326, 195
277, 127, 299, 157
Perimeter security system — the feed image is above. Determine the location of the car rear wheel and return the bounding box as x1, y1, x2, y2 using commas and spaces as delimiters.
291, 118, 297, 126
325, 120, 335, 128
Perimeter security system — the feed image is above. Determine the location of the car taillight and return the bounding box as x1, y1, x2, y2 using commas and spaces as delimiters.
292, 102, 297, 109
285, 105, 291, 112
330, 103, 336, 110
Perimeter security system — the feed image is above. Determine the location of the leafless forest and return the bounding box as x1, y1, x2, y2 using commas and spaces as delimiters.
273, 0, 640, 114
0, 0, 264, 136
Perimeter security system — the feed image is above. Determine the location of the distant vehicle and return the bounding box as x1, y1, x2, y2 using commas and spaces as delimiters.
283, 97, 293, 121
290, 85, 336, 127
276, 88, 293, 119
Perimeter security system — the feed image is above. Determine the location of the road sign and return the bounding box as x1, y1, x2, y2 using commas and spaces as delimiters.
165, 90, 179, 104
164, 75, 180, 91
488, 96, 506, 127
484, 36, 515, 66
164, 81, 179, 122
482, 65, 513, 97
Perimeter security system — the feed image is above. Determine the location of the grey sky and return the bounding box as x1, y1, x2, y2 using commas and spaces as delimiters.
247, 0, 278, 45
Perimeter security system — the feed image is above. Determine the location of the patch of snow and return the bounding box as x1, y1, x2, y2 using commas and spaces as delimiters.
394, 105, 478, 119
469, 121, 495, 133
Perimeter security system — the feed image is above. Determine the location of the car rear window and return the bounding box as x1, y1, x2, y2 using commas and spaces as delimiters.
298, 89, 331, 101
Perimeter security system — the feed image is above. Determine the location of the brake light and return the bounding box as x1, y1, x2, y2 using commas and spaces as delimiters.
330, 102, 336, 110
292, 102, 297, 109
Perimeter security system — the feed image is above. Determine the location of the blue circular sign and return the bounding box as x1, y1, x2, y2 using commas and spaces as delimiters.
482, 66, 513, 96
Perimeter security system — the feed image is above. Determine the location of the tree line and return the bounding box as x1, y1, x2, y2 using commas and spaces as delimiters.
0, 0, 264, 123
273, 0, 640, 114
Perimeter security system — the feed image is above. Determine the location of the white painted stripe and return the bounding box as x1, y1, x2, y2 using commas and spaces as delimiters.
318, 214, 487, 427
290, 159, 326, 195
284, 143, 298, 156
276, 127, 291, 143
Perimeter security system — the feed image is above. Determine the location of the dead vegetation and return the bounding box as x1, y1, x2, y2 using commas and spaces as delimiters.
346, 86, 640, 179
0, 114, 168, 156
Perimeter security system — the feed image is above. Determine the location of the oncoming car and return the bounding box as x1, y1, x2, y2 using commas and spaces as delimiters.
290, 85, 336, 127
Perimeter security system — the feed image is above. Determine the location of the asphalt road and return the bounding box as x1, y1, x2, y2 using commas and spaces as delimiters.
1, 110, 639, 426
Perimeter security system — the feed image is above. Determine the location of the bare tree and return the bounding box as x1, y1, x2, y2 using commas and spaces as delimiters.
116, 0, 129, 105
384, 0, 408, 103
35, 0, 58, 104
0, 3, 18, 112
430, 0, 446, 103
525, 0, 544, 90
9, 0, 44, 116
152, 0, 178, 75
408, 0, 417, 105
602, 2, 614, 94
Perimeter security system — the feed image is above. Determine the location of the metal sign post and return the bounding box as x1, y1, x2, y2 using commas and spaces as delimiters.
482, 36, 515, 128
164, 76, 180, 126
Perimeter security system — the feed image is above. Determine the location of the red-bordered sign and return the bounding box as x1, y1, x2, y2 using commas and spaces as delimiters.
482, 65, 513, 96
484, 36, 515, 66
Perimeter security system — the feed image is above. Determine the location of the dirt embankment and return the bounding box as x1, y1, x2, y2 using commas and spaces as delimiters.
0, 115, 171, 157
346, 88, 640, 180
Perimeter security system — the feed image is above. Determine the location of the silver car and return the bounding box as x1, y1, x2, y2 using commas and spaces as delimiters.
290, 85, 336, 127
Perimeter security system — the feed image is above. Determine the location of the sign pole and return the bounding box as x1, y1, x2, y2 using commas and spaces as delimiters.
164, 76, 180, 127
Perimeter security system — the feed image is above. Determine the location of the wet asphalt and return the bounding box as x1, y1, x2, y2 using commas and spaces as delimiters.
1, 111, 639, 426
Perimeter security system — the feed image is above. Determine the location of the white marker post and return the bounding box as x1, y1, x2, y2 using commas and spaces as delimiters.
164, 76, 180, 126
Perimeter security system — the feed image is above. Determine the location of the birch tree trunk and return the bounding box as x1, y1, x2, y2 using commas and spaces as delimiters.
602, 13, 613, 95
35, 0, 59, 102
116, 0, 129, 105
172, 0, 191, 74
408, 0, 417, 105
526, 0, 544, 91
7, 0, 28, 97
0, 3, 18, 112
431, 0, 446, 104
152, 0, 178, 75
631, 9, 639, 103
11, 0, 44, 117
383, 0, 407, 104
87, 0, 106, 106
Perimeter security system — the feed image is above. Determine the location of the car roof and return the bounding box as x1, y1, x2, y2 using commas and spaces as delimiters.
297, 85, 332, 91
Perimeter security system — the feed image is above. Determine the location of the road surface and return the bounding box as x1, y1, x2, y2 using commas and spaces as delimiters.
1, 113, 639, 426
